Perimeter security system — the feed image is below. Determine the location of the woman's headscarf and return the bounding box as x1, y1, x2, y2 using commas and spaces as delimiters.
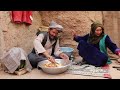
87, 21, 104, 44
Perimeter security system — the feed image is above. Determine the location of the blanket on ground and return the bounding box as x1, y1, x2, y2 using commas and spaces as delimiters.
66, 64, 111, 79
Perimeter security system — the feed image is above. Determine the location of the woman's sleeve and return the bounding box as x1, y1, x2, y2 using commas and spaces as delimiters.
73, 34, 89, 42
105, 35, 120, 55
115, 48, 120, 55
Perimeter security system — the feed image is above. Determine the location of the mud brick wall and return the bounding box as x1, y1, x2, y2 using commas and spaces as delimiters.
0, 11, 42, 55
40, 11, 103, 56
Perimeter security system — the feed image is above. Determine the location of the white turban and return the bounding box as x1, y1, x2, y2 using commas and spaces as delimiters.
49, 20, 63, 32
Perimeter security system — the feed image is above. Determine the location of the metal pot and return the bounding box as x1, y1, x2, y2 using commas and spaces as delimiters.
38, 59, 72, 74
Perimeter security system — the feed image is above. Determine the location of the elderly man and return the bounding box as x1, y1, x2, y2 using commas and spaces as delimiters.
28, 21, 69, 68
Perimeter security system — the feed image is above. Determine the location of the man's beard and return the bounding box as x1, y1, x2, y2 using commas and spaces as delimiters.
49, 35, 57, 41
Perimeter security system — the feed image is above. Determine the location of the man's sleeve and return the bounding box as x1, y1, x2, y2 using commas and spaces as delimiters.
33, 34, 46, 54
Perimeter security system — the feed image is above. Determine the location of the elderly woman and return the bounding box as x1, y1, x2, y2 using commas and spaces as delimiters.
72, 21, 120, 67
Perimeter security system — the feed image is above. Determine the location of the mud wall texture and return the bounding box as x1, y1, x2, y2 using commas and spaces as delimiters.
0, 11, 42, 55
40, 11, 103, 56
3, 11, 120, 58
103, 11, 120, 47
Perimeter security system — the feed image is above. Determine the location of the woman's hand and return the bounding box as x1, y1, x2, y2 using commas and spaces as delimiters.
118, 52, 120, 57
71, 30, 77, 37
116, 52, 120, 63
59, 53, 69, 61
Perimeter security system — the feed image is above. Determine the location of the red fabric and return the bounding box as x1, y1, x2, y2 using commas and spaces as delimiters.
22, 11, 32, 25
102, 64, 109, 69
11, 11, 23, 23
103, 74, 112, 79
11, 11, 32, 25
102, 64, 112, 79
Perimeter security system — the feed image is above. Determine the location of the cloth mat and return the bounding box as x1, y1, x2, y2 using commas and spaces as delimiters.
66, 64, 111, 79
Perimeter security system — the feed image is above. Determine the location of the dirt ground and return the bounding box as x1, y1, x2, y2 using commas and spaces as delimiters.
0, 60, 120, 79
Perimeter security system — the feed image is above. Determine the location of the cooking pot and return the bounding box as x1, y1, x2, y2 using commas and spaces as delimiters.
38, 59, 72, 74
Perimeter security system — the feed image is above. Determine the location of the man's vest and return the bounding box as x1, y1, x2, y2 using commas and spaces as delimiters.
31, 31, 57, 55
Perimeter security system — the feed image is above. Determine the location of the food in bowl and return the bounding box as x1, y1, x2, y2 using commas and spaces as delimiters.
38, 59, 72, 74
44, 62, 62, 67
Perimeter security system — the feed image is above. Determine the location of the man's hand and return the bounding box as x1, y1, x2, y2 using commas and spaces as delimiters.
47, 56, 55, 63
59, 53, 69, 61
43, 51, 55, 63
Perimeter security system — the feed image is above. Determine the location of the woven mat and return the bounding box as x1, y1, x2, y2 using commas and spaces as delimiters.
66, 64, 111, 79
